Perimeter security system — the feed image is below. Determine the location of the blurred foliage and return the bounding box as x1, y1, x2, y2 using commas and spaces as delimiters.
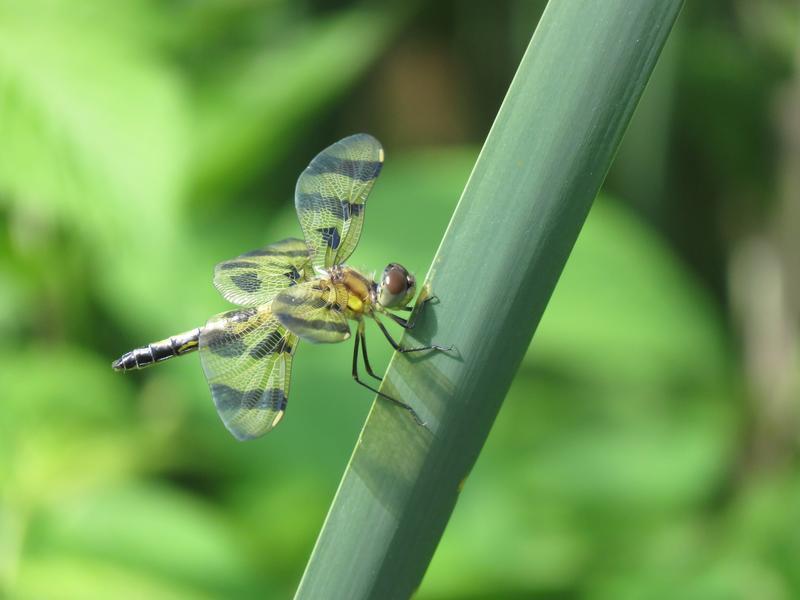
0, 0, 798, 598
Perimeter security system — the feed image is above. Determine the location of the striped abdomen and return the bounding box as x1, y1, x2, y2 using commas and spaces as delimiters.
112, 327, 201, 371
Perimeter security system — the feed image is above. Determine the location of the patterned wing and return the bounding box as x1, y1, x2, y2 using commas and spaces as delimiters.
213, 237, 311, 307
199, 305, 297, 441
272, 280, 351, 344
295, 134, 383, 270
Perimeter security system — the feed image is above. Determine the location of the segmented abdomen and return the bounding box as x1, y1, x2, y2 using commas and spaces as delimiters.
112, 327, 201, 371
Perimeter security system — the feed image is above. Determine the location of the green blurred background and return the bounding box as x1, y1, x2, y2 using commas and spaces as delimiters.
1, 1, 799, 598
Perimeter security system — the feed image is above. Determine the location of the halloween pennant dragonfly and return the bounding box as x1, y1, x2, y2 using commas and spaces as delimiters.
113, 134, 449, 440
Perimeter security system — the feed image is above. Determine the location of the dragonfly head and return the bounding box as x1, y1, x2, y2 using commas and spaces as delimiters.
377, 263, 416, 309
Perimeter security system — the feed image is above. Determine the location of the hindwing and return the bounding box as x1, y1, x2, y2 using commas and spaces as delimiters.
199, 305, 297, 440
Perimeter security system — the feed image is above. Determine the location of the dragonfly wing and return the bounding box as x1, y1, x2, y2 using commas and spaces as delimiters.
199, 305, 297, 441
295, 134, 383, 270
213, 237, 311, 307
272, 280, 351, 344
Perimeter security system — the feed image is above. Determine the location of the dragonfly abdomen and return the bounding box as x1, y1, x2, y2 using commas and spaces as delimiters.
112, 327, 201, 371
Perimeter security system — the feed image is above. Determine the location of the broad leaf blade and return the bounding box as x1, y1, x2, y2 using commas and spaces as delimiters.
296, 1, 685, 598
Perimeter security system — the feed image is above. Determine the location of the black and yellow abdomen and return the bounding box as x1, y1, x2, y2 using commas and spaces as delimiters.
112, 327, 201, 371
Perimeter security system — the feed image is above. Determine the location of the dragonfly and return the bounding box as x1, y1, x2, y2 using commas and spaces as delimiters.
113, 133, 449, 440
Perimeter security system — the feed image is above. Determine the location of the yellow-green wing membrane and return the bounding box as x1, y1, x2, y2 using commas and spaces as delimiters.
295, 133, 383, 270
272, 280, 351, 344
213, 237, 311, 307
199, 305, 297, 441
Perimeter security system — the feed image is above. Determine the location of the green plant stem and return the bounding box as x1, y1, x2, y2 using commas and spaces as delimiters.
295, 2, 684, 598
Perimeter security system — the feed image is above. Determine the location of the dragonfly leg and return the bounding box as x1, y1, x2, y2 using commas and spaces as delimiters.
390, 294, 439, 329
351, 332, 427, 427
373, 314, 452, 353
386, 313, 411, 329
359, 327, 383, 382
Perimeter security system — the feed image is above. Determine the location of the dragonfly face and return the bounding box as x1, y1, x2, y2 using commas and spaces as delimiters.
114, 134, 449, 441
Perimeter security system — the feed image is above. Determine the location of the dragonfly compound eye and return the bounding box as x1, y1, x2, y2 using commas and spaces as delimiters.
378, 263, 415, 308
385, 265, 407, 295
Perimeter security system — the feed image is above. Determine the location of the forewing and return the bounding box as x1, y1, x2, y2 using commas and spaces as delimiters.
199, 305, 298, 441
295, 134, 383, 270
213, 237, 311, 307
272, 280, 351, 344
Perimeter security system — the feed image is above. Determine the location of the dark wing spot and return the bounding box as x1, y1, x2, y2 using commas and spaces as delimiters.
249, 330, 292, 358
231, 272, 261, 292
317, 227, 341, 250
219, 261, 259, 270
297, 194, 363, 222
275, 312, 349, 334
341, 201, 364, 221
204, 330, 247, 357
283, 265, 301, 285
211, 384, 288, 414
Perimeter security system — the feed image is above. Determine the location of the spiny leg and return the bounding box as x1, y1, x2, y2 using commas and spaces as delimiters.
391, 294, 438, 328
386, 313, 411, 329
373, 314, 451, 353
359, 327, 383, 382
351, 327, 427, 427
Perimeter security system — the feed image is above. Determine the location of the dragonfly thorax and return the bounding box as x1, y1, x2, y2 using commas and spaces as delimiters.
328, 265, 378, 318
